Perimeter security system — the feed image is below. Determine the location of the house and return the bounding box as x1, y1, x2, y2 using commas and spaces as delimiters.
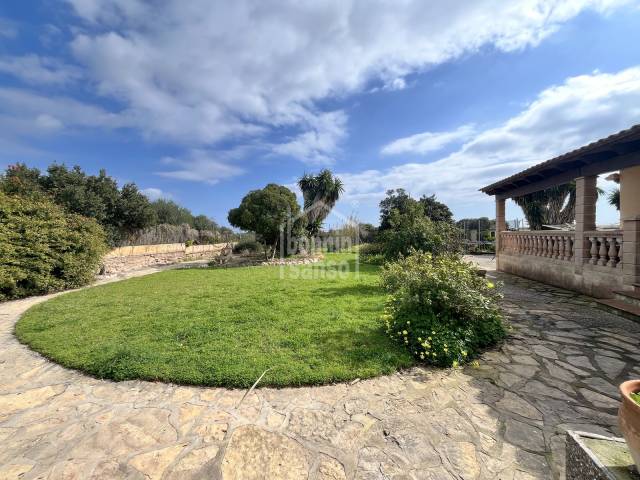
481, 124, 640, 315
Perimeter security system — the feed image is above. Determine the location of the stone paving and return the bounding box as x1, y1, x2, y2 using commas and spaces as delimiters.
1, 263, 640, 479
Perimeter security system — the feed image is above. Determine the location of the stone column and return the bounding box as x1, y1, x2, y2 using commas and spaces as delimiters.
495, 197, 506, 270
623, 216, 640, 287
574, 176, 598, 274
620, 165, 640, 221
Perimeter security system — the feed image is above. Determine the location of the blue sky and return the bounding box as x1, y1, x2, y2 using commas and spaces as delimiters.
1, 1, 640, 228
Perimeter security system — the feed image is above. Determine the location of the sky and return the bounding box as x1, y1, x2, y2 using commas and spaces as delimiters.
1, 1, 640, 228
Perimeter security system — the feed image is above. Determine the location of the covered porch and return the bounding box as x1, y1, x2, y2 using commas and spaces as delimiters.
481, 124, 640, 305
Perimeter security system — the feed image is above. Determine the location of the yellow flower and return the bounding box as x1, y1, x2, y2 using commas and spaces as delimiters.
487, 282, 495, 289
402, 330, 408, 335
428, 336, 432, 341
418, 337, 422, 342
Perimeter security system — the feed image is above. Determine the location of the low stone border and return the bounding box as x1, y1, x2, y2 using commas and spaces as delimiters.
261, 256, 322, 266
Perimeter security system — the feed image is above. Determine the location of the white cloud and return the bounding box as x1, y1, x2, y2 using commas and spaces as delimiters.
0, 87, 131, 137
0, 55, 83, 85
64, 0, 633, 162
339, 66, 640, 222
272, 111, 347, 165
141, 187, 169, 201
155, 150, 245, 185
382, 124, 476, 156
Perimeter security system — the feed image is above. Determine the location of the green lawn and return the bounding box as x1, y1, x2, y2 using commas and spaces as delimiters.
15, 253, 413, 388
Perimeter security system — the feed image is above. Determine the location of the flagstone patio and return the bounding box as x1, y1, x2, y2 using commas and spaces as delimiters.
1, 262, 639, 480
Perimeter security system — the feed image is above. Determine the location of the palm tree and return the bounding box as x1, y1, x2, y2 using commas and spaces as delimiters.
298, 169, 345, 235
608, 188, 620, 210
513, 181, 603, 230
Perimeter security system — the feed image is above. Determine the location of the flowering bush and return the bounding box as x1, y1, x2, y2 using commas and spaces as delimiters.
381, 250, 505, 367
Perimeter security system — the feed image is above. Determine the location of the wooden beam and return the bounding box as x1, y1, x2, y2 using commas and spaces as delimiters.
495, 150, 640, 199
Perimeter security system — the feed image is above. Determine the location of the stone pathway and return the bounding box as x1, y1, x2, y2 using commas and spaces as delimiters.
1, 263, 639, 479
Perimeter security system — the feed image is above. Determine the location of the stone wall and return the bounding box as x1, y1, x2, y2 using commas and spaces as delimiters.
102, 243, 229, 275
498, 253, 624, 298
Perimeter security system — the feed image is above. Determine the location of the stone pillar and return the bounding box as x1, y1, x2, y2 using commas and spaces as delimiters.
623, 216, 640, 287
574, 176, 598, 274
620, 165, 640, 221
495, 197, 506, 270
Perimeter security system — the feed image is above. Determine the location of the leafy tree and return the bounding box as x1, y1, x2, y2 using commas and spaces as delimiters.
1, 163, 156, 245
1, 163, 42, 196
298, 169, 344, 235
193, 214, 219, 231
377, 201, 461, 260
150, 199, 194, 226
379, 189, 418, 231
228, 184, 302, 256
456, 217, 494, 232
117, 183, 157, 238
419, 194, 453, 223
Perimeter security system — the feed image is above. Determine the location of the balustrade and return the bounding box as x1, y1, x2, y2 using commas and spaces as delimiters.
500, 231, 574, 261
586, 232, 622, 269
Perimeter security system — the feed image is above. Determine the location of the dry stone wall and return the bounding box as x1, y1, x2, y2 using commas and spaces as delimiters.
102, 243, 229, 275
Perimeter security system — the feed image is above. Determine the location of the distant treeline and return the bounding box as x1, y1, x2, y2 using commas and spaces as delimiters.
1, 163, 240, 247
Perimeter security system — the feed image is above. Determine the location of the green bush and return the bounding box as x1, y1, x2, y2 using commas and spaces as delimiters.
359, 242, 385, 265
0, 192, 107, 301
232, 240, 264, 254
380, 250, 505, 367
378, 214, 461, 260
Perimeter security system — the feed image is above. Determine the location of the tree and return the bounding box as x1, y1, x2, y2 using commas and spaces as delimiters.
419, 194, 453, 223
608, 188, 620, 211
117, 183, 157, 238
228, 184, 302, 256
377, 201, 461, 260
1, 163, 43, 196
512, 183, 576, 230
150, 199, 194, 226
193, 214, 218, 231
298, 169, 344, 235
379, 189, 419, 231
2, 163, 156, 245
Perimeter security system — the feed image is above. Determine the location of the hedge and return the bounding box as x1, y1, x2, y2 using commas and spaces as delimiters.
0, 192, 107, 301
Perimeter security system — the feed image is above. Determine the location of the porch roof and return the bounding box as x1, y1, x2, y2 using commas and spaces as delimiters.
481, 124, 640, 199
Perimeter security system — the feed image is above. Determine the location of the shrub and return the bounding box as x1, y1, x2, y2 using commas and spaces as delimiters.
0, 192, 107, 301
359, 242, 385, 265
232, 240, 264, 255
377, 214, 461, 260
380, 250, 505, 367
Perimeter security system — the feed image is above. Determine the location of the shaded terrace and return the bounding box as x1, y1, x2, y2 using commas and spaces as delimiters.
481, 124, 640, 308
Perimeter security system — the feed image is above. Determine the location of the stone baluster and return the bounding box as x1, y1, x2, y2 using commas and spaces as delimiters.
565, 236, 574, 261
544, 236, 551, 258
617, 237, 623, 268
533, 236, 539, 256
557, 236, 565, 260
553, 236, 560, 259
589, 237, 599, 265
607, 236, 619, 268
598, 237, 608, 266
